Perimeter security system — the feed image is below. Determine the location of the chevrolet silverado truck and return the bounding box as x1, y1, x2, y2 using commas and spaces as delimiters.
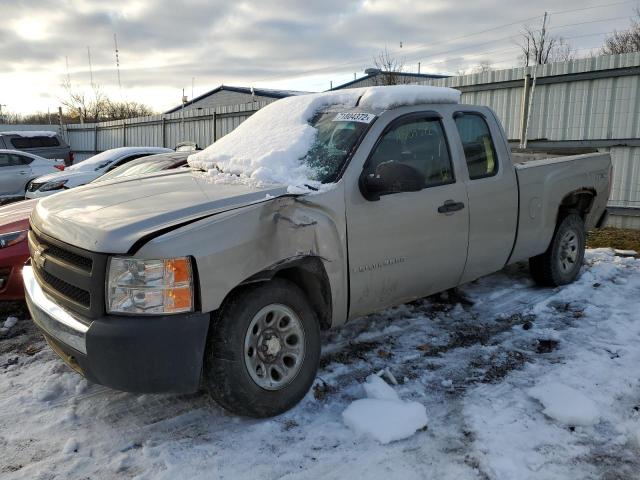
23, 87, 611, 417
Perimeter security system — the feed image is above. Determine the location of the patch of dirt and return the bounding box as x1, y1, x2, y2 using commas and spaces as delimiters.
319, 341, 380, 368
420, 313, 536, 357
479, 350, 529, 383
536, 339, 560, 354
312, 380, 337, 401
588, 228, 640, 253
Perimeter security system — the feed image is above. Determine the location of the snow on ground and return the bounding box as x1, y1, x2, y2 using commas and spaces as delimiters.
342, 374, 428, 444
187, 86, 460, 191
1, 249, 639, 479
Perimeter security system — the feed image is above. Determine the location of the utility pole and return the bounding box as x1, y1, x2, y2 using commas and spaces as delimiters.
114, 34, 122, 90
87, 46, 94, 88
521, 11, 547, 150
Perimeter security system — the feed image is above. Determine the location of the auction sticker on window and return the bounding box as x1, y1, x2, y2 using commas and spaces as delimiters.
333, 112, 376, 123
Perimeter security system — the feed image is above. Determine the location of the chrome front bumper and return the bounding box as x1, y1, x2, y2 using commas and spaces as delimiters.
23, 265, 89, 354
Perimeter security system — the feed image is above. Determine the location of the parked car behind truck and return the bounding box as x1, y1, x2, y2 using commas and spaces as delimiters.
0, 150, 64, 202
23, 87, 611, 418
0, 131, 73, 166
25, 146, 172, 198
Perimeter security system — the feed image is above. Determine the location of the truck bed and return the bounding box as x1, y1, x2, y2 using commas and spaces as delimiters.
508, 151, 611, 264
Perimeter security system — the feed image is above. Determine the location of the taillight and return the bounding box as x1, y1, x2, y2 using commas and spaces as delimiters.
54, 164, 65, 171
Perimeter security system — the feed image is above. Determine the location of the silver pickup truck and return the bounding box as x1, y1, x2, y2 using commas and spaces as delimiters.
23, 88, 611, 417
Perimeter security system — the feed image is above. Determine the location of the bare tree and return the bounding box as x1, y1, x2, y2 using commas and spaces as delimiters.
60, 78, 153, 123
516, 24, 575, 67
372, 47, 408, 85
471, 60, 494, 74
602, 9, 640, 54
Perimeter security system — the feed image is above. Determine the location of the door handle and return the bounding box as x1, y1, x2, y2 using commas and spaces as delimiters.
18, 171, 28, 175
437, 200, 465, 214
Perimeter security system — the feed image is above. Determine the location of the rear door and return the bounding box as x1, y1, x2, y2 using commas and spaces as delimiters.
0, 153, 31, 195
346, 111, 469, 318
452, 109, 518, 283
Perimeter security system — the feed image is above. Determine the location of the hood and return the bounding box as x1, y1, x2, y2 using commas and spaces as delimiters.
0, 199, 37, 233
33, 169, 98, 186
32, 170, 289, 253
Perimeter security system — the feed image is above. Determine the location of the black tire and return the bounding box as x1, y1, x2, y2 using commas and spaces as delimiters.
529, 213, 586, 287
203, 278, 321, 417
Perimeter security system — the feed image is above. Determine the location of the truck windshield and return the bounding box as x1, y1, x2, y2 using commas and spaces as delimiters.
303, 112, 372, 183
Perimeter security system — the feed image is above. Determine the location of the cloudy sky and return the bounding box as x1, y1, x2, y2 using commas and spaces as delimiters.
2, 0, 637, 114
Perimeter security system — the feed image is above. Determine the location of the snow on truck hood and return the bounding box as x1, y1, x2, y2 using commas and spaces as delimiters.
188, 85, 460, 190
32, 170, 288, 253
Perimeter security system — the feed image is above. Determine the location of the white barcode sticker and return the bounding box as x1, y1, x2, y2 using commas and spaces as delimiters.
333, 112, 376, 123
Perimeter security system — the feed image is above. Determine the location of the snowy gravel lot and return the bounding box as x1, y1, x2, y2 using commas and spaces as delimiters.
1, 249, 639, 480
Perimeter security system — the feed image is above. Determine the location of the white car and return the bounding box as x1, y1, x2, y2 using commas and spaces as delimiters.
25, 147, 172, 198
0, 149, 64, 201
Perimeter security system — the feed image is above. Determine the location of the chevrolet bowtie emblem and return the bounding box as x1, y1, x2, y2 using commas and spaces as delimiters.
33, 245, 47, 269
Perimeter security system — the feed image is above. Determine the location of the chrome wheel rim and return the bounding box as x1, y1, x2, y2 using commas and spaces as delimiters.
558, 229, 579, 273
244, 304, 305, 391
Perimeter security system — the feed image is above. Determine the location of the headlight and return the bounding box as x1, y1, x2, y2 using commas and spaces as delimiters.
0, 230, 28, 249
40, 179, 69, 192
107, 257, 194, 315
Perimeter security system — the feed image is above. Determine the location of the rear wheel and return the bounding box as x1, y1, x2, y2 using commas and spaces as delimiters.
529, 213, 586, 286
203, 278, 321, 417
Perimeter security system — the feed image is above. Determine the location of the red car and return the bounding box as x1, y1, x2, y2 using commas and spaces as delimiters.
0, 151, 192, 301
0, 199, 36, 301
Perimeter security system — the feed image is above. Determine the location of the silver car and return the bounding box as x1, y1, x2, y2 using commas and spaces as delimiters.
0, 149, 64, 201
0, 131, 72, 166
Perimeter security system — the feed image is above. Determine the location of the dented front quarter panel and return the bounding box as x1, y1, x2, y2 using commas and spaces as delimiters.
135, 182, 350, 327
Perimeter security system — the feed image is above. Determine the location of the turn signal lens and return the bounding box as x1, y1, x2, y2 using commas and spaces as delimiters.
107, 257, 194, 315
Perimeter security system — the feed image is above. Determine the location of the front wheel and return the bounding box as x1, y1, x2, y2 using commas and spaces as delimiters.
203, 278, 321, 417
529, 213, 586, 286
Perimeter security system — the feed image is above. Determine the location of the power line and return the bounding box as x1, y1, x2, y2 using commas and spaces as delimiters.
550, 0, 637, 16
251, 1, 635, 85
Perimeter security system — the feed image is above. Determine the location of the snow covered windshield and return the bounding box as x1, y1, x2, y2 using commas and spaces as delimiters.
188, 86, 460, 192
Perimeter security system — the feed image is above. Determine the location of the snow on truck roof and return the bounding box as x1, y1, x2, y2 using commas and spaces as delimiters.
188, 85, 460, 192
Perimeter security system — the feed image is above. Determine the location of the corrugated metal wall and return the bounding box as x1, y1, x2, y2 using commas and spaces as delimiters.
63, 53, 640, 228
417, 52, 640, 227
65, 100, 271, 161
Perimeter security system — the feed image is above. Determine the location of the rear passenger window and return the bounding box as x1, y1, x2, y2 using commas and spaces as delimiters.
10, 154, 33, 165
10, 136, 60, 149
0, 154, 11, 167
366, 116, 454, 189
454, 113, 498, 179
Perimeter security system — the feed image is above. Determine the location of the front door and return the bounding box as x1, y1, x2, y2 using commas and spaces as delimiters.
346, 113, 469, 318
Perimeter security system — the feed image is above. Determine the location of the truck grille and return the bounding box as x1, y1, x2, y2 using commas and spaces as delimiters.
28, 226, 107, 319
39, 269, 91, 307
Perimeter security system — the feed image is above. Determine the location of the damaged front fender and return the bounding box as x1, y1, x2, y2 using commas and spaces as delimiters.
134, 183, 350, 328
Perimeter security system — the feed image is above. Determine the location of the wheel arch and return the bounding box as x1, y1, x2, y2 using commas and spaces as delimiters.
219, 256, 333, 330
557, 188, 596, 223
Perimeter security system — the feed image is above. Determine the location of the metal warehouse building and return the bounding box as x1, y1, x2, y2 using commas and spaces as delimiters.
331, 70, 448, 90
164, 85, 308, 114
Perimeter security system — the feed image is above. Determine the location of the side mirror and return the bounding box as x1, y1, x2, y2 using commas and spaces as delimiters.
359, 161, 424, 201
